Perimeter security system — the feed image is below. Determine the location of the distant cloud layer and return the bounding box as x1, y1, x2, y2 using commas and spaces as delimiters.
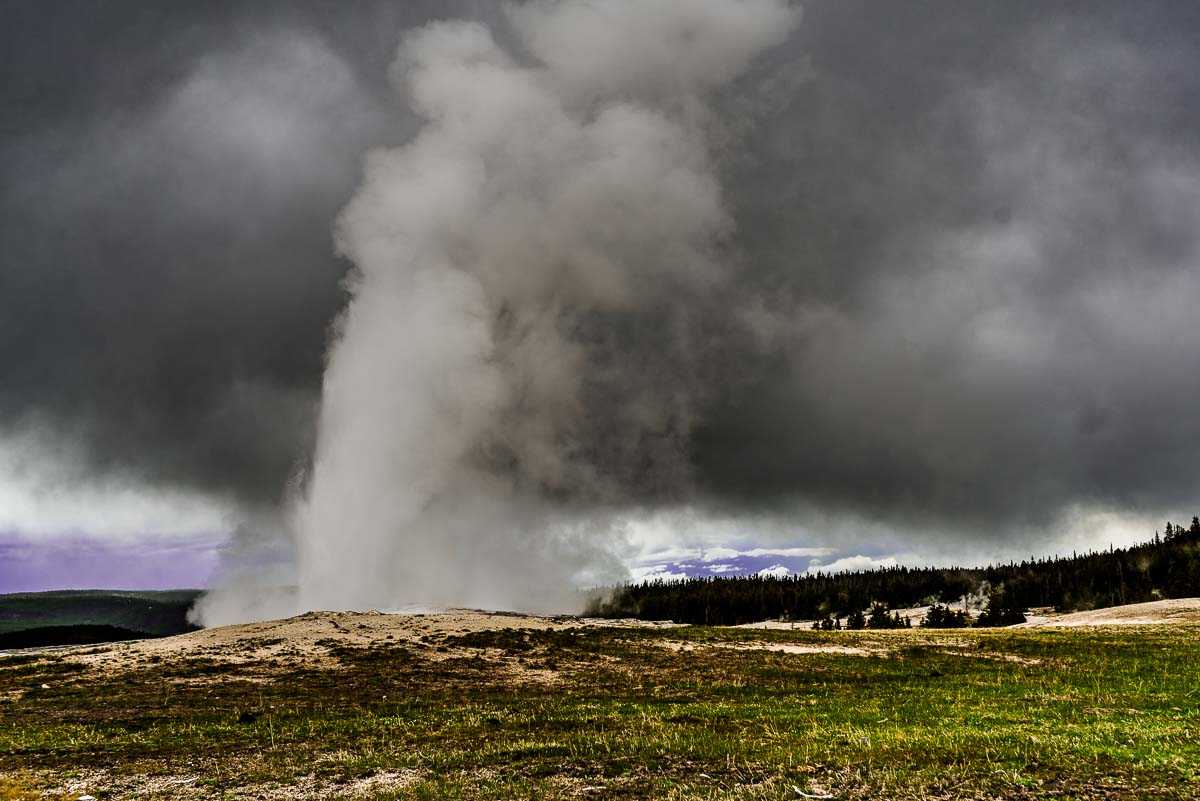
0, 425, 230, 540
703, 547, 832, 562
805, 555, 901, 576
0, 536, 219, 593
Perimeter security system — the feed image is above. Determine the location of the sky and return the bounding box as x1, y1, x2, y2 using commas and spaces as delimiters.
2, 1, 1199, 604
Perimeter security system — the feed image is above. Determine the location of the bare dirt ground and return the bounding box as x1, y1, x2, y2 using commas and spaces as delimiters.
658, 639, 882, 657
109, 592, 1181, 671
15, 596, 1198, 678
1016, 597, 1200, 627
44, 609, 679, 675
33, 766, 422, 801
731, 602, 982, 630
733, 598, 1200, 630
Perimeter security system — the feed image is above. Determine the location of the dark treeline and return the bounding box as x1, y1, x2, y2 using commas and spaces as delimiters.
589, 518, 1200, 625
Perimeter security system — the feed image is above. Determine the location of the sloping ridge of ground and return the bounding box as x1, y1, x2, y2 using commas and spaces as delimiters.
22, 609, 679, 673
1017, 597, 1200, 627
0, 624, 148, 649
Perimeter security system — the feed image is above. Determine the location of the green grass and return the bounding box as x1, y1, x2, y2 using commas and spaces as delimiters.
2, 625, 1198, 799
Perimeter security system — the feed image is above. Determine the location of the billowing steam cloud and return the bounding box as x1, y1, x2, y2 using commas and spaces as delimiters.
201, 0, 800, 619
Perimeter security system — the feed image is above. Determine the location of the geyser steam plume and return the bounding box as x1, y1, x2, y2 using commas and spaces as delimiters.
203, 0, 800, 621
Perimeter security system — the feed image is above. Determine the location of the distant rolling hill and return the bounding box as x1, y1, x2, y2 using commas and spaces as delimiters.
0, 589, 202, 647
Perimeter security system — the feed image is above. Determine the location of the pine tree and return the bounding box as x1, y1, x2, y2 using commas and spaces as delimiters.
922, 604, 968, 628
977, 586, 1026, 627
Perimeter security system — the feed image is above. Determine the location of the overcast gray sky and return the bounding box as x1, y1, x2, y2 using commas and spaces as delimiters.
2, 1, 1198, 594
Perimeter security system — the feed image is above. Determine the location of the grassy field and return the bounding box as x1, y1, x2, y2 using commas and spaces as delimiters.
2, 622, 1198, 799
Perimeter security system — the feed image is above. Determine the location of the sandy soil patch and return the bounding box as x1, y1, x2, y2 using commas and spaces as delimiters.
36, 767, 420, 801
731, 603, 979, 630
659, 640, 880, 657
729, 598, 1200, 631
1015, 598, 1200, 627
935, 648, 1042, 665
13, 609, 679, 676
730, 619, 822, 630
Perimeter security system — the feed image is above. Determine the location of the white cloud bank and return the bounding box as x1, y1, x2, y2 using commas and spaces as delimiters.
702, 546, 832, 562
0, 424, 233, 541
630, 564, 690, 583
805, 555, 901, 576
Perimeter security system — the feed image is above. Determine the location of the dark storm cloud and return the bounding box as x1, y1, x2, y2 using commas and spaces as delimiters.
2, 0, 1198, 543
695, 0, 1200, 531
0, 1, 496, 502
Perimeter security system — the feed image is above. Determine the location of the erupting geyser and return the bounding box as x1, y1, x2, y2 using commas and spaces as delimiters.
275, 0, 798, 615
